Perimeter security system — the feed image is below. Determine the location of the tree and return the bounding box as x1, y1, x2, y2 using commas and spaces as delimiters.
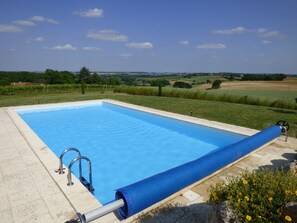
60, 71, 75, 84
90, 73, 102, 84
78, 66, 91, 94
158, 85, 162, 97
45, 69, 63, 84
105, 76, 121, 85
78, 67, 91, 83
241, 74, 286, 81
211, 80, 222, 89
120, 76, 135, 86
45, 69, 74, 84
150, 79, 170, 87
173, 81, 192, 89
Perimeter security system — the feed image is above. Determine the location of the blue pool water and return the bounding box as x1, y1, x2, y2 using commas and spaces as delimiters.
17, 102, 246, 204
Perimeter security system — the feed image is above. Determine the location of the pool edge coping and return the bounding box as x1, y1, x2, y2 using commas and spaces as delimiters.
5, 99, 275, 223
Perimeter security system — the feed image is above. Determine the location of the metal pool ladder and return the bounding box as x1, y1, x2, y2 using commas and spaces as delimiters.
56, 148, 94, 193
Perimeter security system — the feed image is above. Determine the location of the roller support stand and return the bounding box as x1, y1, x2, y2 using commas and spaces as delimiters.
276, 120, 289, 142
68, 199, 125, 223
76, 213, 86, 223
64, 213, 85, 223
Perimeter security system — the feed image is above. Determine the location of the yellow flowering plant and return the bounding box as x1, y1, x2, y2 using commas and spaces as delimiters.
209, 168, 297, 223
246, 215, 252, 221
285, 215, 292, 222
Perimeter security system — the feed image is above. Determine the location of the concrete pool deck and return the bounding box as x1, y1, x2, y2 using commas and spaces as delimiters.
0, 99, 296, 223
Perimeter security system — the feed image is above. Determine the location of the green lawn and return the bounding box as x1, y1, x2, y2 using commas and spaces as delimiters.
0, 91, 110, 107
205, 89, 297, 103
1, 92, 296, 137
110, 94, 297, 137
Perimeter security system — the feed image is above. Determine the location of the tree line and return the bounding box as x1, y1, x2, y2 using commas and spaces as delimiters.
0, 69, 288, 87
0, 69, 122, 86
0, 71, 44, 85
241, 74, 286, 81
0, 68, 171, 87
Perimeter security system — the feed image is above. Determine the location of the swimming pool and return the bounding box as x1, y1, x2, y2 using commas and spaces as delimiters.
17, 101, 246, 204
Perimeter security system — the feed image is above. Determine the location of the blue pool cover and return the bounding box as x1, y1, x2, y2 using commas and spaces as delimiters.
115, 125, 282, 219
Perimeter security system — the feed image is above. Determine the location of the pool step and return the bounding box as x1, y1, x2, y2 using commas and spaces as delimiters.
81, 176, 95, 193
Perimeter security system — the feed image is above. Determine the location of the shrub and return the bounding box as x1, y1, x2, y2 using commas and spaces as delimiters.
209, 169, 297, 223
211, 80, 222, 89
114, 86, 157, 96
173, 81, 192, 89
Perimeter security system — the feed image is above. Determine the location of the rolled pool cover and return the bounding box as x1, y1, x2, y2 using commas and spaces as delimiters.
116, 125, 282, 219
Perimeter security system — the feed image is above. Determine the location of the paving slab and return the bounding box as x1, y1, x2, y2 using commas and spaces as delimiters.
0, 108, 76, 223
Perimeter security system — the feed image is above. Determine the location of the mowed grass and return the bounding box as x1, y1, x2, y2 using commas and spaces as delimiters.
1, 92, 296, 137
0, 91, 110, 107
111, 95, 297, 138
205, 89, 297, 103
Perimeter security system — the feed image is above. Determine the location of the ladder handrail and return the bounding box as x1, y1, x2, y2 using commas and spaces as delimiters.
57, 147, 82, 180
67, 156, 93, 192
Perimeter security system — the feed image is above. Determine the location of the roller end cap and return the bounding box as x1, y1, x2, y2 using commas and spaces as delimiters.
276, 120, 289, 133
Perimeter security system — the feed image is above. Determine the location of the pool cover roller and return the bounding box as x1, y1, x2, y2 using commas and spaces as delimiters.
116, 125, 282, 219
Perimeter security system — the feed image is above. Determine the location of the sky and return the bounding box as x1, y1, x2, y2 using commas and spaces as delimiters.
0, 0, 297, 73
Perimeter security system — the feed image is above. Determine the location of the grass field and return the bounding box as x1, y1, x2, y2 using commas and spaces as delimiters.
203, 90, 297, 103
148, 76, 297, 103
191, 77, 297, 103
1, 92, 296, 138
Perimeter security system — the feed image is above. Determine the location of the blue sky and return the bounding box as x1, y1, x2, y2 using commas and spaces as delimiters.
0, 0, 297, 73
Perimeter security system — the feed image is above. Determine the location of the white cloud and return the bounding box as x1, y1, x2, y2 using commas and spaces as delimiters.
52, 44, 77, 51
213, 26, 284, 38
119, 53, 132, 59
262, 40, 271, 44
256, 29, 282, 38
196, 43, 226, 49
213, 26, 247, 35
31, 16, 45, 22
179, 40, 189, 45
13, 20, 35, 26
46, 18, 59, 24
74, 8, 103, 18
9, 48, 16, 52
87, 30, 128, 42
126, 42, 153, 49
0, 24, 23, 32
83, 47, 102, 51
27, 36, 44, 43
35, 37, 44, 42
30, 16, 59, 24
256, 28, 266, 33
